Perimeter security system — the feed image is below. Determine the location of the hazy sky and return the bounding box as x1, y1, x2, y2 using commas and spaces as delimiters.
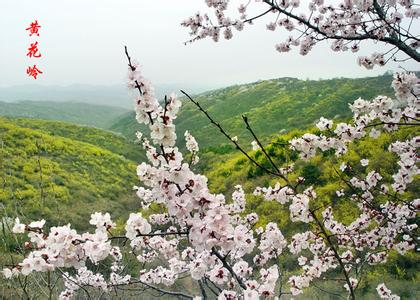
0, 0, 417, 88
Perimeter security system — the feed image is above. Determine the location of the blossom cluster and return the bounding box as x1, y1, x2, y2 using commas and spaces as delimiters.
376, 283, 401, 300
291, 72, 418, 162
182, 0, 419, 67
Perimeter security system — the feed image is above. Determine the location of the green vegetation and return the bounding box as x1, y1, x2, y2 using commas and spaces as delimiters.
0, 117, 142, 231
110, 74, 394, 150
0, 101, 129, 129
9, 117, 145, 162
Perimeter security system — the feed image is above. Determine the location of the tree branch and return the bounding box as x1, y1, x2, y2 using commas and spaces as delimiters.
181, 90, 288, 179
211, 248, 246, 289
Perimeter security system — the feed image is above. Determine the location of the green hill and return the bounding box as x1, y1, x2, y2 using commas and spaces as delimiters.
0, 101, 129, 129
110, 74, 394, 149
9, 117, 144, 162
0, 117, 142, 230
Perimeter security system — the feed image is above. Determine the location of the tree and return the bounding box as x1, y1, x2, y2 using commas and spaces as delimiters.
3, 1, 419, 299
182, 0, 420, 67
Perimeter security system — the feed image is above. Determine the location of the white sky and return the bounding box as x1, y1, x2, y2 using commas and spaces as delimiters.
0, 0, 418, 88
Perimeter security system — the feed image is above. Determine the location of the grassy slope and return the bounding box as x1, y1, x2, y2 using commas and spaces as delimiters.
0, 117, 142, 230
110, 75, 394, 149
9, 117, 145, 162
0, 101, 129, 129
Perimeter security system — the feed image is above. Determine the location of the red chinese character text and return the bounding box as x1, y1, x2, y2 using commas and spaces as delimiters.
26, 65, 43, 79
27, 41, 42, 58
26, 20, 41, 36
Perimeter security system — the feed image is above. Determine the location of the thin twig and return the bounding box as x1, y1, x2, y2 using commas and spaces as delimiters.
181, 90, 287, 179
242, 115, 290, 184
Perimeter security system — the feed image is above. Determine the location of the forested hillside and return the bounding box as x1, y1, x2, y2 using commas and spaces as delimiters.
110, 74, 395, 149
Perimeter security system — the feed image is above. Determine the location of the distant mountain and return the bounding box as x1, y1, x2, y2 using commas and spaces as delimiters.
110, 74, 395, 149
0, 83, 218, 109
0, 117, 143, 230
0, 84, 130, 108
0, 101, 129, 129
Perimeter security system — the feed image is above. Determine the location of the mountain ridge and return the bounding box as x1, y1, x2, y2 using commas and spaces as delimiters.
0, 101, 129, 129
0, 83, 218, 109
110, 74, 396, 149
